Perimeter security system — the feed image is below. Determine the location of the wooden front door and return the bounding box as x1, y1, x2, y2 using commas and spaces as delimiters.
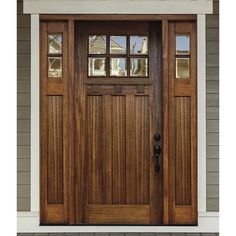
40, 16, 197, 226
75, 22, 163, 225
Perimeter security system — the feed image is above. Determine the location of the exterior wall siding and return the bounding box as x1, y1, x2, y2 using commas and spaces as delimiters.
206, 0, 219, 211
17, 0, 31, 211
17, 0, 219, 211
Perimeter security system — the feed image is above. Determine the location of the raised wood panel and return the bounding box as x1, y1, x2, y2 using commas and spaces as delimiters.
87, 205, 150, 224
175, 97, 191, 205
87, 95, 109, 204
47, 96, 64, 204
111, 96, 126, 204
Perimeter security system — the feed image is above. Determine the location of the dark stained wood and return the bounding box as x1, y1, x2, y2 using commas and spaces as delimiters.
40, 16, 198, 225
168, 22, 197, 225
74, 23, 87, 223
47, 96, 64, 204
175, 97, 191, 205
68, 19, 76, 224
40, 14, 197, 22
87, 204, 150, 224
112, 96, 126, 204
162, 19, 170, 225
40, 21, 69, 224
75, 21, 163, 224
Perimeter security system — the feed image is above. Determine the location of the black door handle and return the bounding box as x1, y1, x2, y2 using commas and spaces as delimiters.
153, 133, 161, 142
153, 145, 161, 172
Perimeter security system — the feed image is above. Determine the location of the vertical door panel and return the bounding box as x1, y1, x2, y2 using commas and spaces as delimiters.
168, 22, 197, 225
40, 22, 69, 224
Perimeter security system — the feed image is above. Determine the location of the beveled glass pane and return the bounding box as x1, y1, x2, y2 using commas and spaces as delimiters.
110, 36, 126, 54
110, 58, 127, 76
176, 58, 190, 78
89, 35, 106, 54
130, 36, 148, 55
48, 57, 62, 77
130, 58, 148, 77
48, 34, 62, 54
176, 35, 190, 55
88, 58, 106, 76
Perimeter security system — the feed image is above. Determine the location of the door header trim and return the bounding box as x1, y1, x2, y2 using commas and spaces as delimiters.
24, 0, 213, 14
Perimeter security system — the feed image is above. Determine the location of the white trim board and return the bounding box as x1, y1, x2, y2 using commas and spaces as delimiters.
17, 211, 219, 233
27, 13, 211, 230
24, 0, 213, 14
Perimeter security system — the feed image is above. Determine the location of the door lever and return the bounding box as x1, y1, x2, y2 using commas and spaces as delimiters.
153, 145, 161, 172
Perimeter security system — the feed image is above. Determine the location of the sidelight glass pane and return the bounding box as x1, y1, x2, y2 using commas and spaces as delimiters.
176, 58, 190, 78
130, 36, 148, 55
110, 58, 127, 76
89, 35, 106, 54
130, 58, 148, 77
48, 34, 62, 54
48, 57, 62, 77
110, 36, 126, 54
88, 57, 106, 76
176, 35, 190, 55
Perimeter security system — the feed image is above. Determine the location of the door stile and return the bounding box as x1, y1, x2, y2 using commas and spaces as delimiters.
149, 22, 163, 224
68, 19, 76, 224
74, 23, 88, 223
162, 19, 170, 225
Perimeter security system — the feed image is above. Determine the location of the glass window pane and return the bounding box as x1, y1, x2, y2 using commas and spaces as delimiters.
48, 34, 62, 54
88, 58, 106, 76
48, 57, 62, 77
176, 35, 190, 55
110, 36, 126, 54
130, 36, 148, 55
89, 35, 106, 54
110, 58, 127, 77
130, 58, 148, 77
176, 58, 190, 78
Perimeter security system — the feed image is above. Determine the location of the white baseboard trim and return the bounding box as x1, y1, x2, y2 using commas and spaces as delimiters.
17, 211, 219, 233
